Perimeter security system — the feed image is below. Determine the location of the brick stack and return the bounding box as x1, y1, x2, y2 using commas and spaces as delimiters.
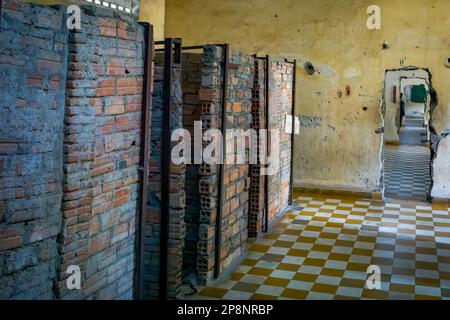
248, 58, 266, 238
197, 45, 223, 285
59, 6, 145, 299
180, 53, 203, 277
144, 53, 186, 299
220, 51, 254, 271
0, 0, 68, 299
267, 61, 294, 224
197, 46, 255, 281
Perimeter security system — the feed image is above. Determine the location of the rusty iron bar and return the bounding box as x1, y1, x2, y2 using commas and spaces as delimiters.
214, 43, 230, 279
137, 22, 154, 300
253, 55, 270, 233
263, 55, 270, 232
160, 37, 182, 299
160, 38, 174, 300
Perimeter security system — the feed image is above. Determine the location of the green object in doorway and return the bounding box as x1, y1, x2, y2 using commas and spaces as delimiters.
411, 84, 427, 103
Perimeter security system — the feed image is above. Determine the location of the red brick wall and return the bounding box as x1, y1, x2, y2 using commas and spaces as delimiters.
267, 61, 294, 224
59, 7, 145, 300
197, 46, 254, 282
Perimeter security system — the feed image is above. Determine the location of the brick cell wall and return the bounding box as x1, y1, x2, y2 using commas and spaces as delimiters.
221, 51, 253, 271
0, 1, 68, 299
197, 45, 223, 284
59, 6, 144, 300
181, 53, 202, 278
197, 46, 254, 281
248, 59, 266, 238
267, 61, 293, 224
144, 53, 186, 299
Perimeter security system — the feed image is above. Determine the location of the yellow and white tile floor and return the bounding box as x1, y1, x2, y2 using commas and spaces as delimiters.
195, 193, 450, 300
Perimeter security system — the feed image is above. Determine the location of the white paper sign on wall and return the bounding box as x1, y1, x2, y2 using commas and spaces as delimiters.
285, 114, 293, 134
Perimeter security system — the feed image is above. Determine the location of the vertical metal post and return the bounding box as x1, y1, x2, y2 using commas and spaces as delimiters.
137, 22, 154, 300
289, 60, 297, 205
214, 44, 230, 279
263, 55, 270, 233
0, 0, 3, 23
160, 38, 174, 300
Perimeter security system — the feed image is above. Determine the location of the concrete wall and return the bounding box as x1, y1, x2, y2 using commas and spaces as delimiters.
164, 0, 450, 197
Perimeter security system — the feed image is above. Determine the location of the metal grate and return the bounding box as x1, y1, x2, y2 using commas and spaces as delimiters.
69, 0, 139, 16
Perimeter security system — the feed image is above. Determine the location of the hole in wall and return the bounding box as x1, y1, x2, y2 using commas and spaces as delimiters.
304, 61, 315, 75
381, 67, 437, 202
346, 85, 351, 96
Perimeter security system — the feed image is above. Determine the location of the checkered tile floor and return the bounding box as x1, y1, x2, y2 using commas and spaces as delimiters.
194, 193, 450, 300
385, 145, 431, 201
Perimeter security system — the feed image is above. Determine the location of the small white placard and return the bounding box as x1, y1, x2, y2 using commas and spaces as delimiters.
285, 114, 293, 134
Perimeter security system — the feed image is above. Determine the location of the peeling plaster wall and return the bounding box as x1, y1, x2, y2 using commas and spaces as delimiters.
432, 136, 450, 199
139, 0, 165, 40
165, 0, 450, 196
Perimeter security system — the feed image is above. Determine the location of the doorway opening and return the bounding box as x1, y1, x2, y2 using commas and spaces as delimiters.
383, 67, 434, 202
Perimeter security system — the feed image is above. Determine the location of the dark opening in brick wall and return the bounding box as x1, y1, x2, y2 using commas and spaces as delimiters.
248, 58, 267, 238
143, 51, 185, 299
180, 52, 202, 292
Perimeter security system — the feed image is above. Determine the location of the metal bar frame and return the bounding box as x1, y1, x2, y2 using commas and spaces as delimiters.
263, 55, 270, 233
214, 43, 230, 279
284, 60, 297, 205
137, 22, 154, 300
0, 0, 3, 23
253, 55, 270, 233
159, 38, 182, 300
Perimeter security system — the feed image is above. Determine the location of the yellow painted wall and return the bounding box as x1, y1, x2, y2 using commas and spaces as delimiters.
139, 0, 165, 40
165, 0, 450, 196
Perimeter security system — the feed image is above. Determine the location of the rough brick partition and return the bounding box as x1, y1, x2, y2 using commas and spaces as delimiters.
0, 0, 68, 299
143, 52, 185, 299
59, 5, 144, 300
197, 46, 254, 283
220, 51, 253, 271
180, 52, 202, 283
196, 45, 223, 284
267, 61, 294, 223
0, 0, 146, 300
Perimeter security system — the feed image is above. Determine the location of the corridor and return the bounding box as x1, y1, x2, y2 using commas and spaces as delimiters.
384, 117, 431, 201
195, 192, 450, 300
